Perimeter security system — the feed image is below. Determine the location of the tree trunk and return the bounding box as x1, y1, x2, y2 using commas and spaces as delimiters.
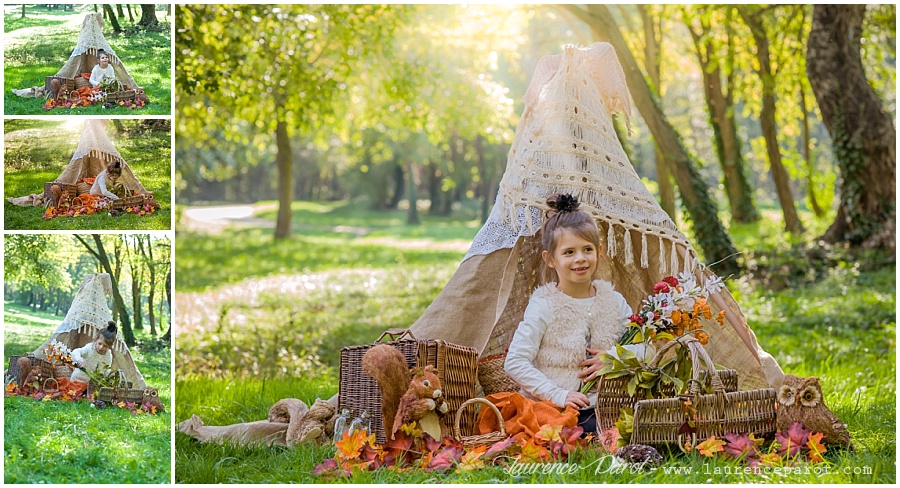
739, 8, 804, 234
274, 119, 293, 239
116, 4, 124, 19
75, 235, 135, 347
138, 4, 159, 28
112, 119, 126, 135
800, 84, 824, 217
807, 5, 896, 248
21, 4, 25, 18
406, 159, 420, 225
131, 268, 142, 331
389, 162, 404, 209
145, 236, 157, 337
102, 5, 123, 34
638, 6, 677, 222
566, 4, 741, 276
685, 10, 760, 223
127, 4, 135, 23
161, 270, 171, 343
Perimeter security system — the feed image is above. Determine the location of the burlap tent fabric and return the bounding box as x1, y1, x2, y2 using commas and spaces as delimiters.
12, 13, 142, 97
410, 43, 783, 391
30, 273, 147, 388
8, 119, 148, 206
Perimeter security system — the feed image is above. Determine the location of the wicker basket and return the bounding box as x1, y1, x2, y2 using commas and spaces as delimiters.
74, 76, 91, 89
454, 398, 507, 449
43, 182, 79, 205
111, 194, 145, 210
7, 355, 54, 385
595, 339, 738, 432
106, 89, 137, 103
339, 328, 478, 444
53, 364, 73, 379
630, 338, 776, 448
97, 386, 145, 404
76, 181, 92, 196
477, 354, 519, 396
43, 378, 60, 393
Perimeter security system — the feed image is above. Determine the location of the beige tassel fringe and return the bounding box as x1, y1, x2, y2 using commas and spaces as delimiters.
623, 228, 633, 265
607, 222, 616, 258
658, 236, 666, 274
670, 241, 679, 277
640, 233, 649, 268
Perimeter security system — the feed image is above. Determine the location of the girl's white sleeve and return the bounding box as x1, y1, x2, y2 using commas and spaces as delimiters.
505, 297, 570, 408
70, 344, 90, 367
614, 291, 632, 326
90, 171, 119, 200
89, 65, 103, 87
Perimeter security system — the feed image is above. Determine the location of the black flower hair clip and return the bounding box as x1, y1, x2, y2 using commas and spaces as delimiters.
555, 193, 580, 213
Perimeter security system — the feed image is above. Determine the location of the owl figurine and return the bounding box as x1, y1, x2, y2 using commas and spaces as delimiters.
777, 375, 851, 447
141, 387, 165, 413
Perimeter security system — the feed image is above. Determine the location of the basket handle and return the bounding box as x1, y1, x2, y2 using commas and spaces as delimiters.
648, 335, 691, 369
43, 378, 59, 392
376, 328, 415, 343
686, 340, 727, 396
454, 398, 506, 440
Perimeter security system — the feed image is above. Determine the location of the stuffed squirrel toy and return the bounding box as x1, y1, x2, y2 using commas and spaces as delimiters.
362, 344, 450, 440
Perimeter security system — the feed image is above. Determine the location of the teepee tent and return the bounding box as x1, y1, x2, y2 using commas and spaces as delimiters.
8, 119, 148, 206
410, 43, 783, 392
31, 274, 146, 388
43, 12, 143, 95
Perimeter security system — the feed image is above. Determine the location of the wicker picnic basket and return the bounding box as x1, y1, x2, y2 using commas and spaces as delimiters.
111, 194, 145, 210
54, 364, 73, 379
339, 328, 478, 445
7, 354, 54, 384
477, 354, 519, 396
43, 378, 60, 393
106, 89, 137, 104
630, 338, 776, 448
74, 76, 91, 89
595, 338, 737, 433
97, 386, 145, 404
454, 398, 507, 449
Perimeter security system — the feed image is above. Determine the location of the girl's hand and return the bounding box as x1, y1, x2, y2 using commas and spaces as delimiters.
565, 391, 590, 409
577, 347, 603, 381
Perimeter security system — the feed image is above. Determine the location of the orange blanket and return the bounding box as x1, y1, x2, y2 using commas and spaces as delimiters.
54, 377, 88, 397
477, 392, 578, 442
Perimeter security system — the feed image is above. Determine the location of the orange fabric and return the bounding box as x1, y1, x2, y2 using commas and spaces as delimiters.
477, 392, 578, 442
55, 378, 88, 396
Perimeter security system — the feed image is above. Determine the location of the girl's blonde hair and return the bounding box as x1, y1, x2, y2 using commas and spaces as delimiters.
540, 194, 602, 284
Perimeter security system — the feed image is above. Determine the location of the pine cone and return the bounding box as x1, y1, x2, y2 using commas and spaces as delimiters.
615, 444, 663, 469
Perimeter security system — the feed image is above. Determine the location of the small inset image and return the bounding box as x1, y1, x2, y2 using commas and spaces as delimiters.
4, 236, 172, 484
5, 5, 171, 115
5, 118, 171, 230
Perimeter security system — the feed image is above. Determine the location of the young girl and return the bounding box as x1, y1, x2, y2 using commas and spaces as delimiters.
504, 194, 632, 433
69, 321, 117, 384
89, 49, 116, 88
90, 160, 124, 201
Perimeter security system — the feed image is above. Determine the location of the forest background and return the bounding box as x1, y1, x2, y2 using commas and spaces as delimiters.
173, 4, 895, 483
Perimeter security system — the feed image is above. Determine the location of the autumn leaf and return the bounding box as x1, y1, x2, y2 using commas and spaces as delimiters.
775, 422, 810, 457
536, 424, 562, 444
599, 427, 620, 453
807, 432, 827, 463
696, 435, 726, 457
442, 436, 465, 451
5, 382, 17, 392
335, 429, 371, 460
723, 433, 760, 459
425, 446, 463, 472
421, 432, 443, 454
457, 445, 487, 472
117, 401, 126, 408
758, 452, 782, 466
382, 430, 417, 467
484, 437, 516, 458
518, 438, 550, 463
399, 422, 423, 438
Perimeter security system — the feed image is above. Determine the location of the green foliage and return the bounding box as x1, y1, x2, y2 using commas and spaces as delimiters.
4, 302, 171, 484
4, 120, 171, 230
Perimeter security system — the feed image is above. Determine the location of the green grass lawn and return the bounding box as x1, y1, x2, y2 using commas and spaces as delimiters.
4, 5, 171, 115
174, 201, 895, 483
4, 119, 171, 230
4, 302, 172, 484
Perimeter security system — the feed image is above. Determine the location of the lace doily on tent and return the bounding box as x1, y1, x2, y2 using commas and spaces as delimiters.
70, 12, 120, 64
54, 273, 114, 335
465, 43, 697, 274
